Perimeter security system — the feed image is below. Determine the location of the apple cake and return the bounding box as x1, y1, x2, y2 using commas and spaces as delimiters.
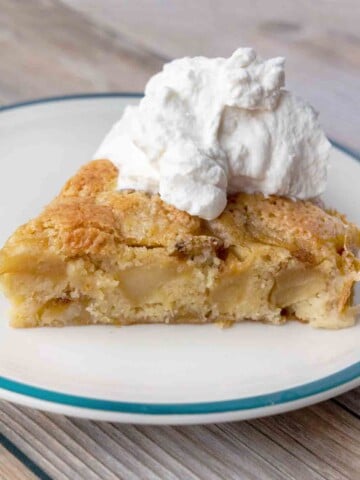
0, 159, 359, 329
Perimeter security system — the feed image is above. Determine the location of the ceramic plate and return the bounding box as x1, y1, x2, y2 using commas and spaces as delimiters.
0, 94, 359, 425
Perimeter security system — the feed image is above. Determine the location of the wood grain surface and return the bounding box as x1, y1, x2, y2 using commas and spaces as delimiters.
0, 1, 359, 479
0, 399, 359, 480
0, 442, 38, 480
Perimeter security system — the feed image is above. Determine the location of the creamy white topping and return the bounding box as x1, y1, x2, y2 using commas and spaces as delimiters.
95, 48, 331, 220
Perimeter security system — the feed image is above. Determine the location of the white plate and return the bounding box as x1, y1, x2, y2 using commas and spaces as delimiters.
0, 94, 359, 425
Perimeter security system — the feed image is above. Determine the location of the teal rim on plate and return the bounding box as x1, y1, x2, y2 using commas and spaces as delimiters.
0, 93, 359, 416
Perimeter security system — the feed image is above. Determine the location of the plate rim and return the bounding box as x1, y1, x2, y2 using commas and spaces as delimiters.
0, 92, 359, 416
0, 363, 359, 415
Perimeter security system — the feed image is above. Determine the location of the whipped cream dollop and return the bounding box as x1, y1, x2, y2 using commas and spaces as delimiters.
95, 48, 331, 220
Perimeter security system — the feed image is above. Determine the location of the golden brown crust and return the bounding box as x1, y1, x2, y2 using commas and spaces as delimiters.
212, 193, 360, 264
6, 159, 359, 263
60, 159, 118, 198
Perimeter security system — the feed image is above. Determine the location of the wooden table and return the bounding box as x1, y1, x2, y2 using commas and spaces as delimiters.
0, 1, 359, 478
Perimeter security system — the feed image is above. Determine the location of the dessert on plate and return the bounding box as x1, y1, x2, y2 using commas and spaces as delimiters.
0, 48, 359, 329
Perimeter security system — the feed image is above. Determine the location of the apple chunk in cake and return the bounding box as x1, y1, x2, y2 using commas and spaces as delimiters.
0, 159, 359, 329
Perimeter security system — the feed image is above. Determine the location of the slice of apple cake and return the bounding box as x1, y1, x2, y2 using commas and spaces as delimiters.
0, 159, 359, 329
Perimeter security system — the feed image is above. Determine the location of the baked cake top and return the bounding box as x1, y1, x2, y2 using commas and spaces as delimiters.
1, 159, 359, 266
